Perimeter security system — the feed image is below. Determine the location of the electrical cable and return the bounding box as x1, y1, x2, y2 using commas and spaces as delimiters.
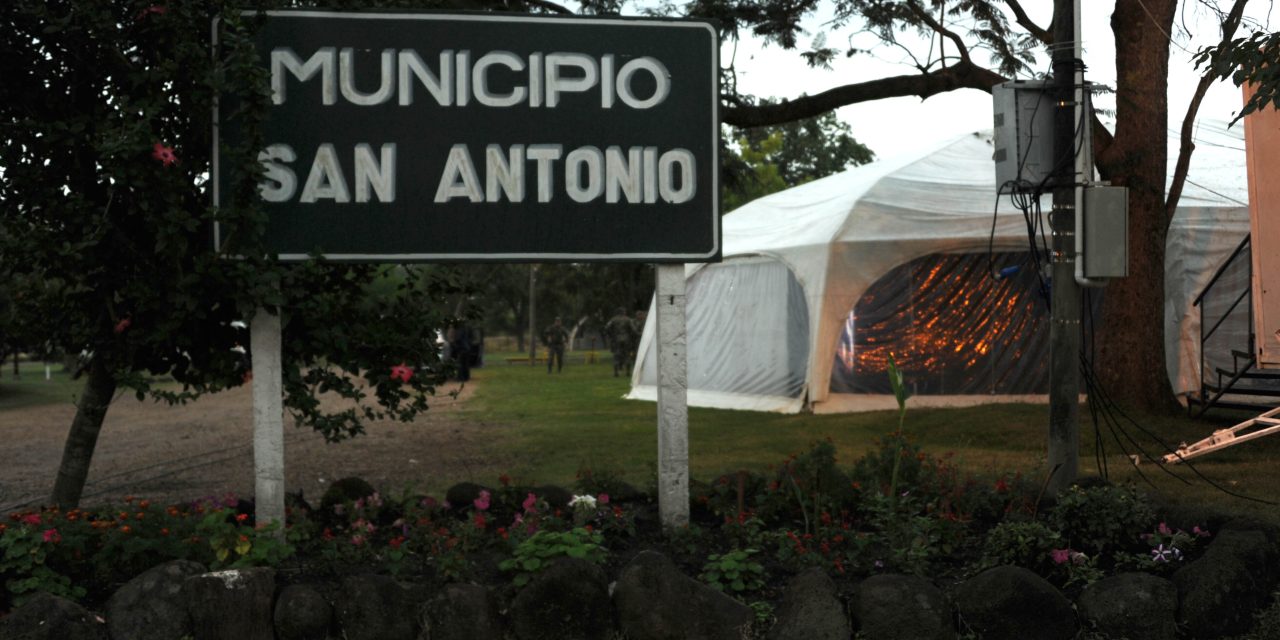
1079, 286, 1278, 505
989, 60, 1276, 505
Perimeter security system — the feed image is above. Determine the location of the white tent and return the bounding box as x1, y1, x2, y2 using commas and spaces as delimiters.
627, 122, 1250, 413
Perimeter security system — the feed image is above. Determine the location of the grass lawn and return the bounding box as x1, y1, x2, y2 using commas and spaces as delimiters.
0, 360, 84, 411
4, 350, 1277, 522
462, 352, 1280, 523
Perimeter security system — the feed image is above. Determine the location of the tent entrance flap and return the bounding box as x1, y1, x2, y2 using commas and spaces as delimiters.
831, 251, 1057, 395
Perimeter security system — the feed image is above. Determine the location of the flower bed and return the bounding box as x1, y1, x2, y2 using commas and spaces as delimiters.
3, 436, 1278, 639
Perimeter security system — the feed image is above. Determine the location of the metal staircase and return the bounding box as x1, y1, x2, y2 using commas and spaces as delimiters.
1188, 235, 1280, 416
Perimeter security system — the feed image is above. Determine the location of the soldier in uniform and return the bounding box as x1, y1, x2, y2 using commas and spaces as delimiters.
628, 310, 646, 374
541, 316, 569, 374
605, 307, 637, 377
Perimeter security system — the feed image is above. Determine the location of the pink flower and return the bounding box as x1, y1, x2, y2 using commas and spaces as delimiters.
1157, 522, 1172, 535
1193, 526, 1210, 537
151, 142, 178, 167
351, 534, 365, 546
390, 363, 413, 383
114, 318, 131, 334
42, 528, 60, 544
1050, 548, 1071, 565
136, 5, 166, 19
21, 514, 40, 526
473, 490, 491, 511
597, 493, 610, 505
522, 493, 538, 513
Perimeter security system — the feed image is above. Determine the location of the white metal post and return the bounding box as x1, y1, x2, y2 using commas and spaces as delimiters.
250, 307, 286, 533
655, 264, 690, 528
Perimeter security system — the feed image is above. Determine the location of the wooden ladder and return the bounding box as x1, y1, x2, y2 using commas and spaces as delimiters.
1162, 406, 1280, 464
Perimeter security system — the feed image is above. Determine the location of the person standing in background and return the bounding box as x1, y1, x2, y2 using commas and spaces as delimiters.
541, 316, 569, 374
605, 307, 638, 377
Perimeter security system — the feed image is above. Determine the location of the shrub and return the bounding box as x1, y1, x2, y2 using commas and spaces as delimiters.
498, 528, 607, 587
981, 520, 1063, 572
699, 548, 766, 594
1049, 484, 1155, 556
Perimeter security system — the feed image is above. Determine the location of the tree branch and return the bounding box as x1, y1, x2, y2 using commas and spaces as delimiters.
1165, 0, 1249, 219
1004, 0, 1053, 45
524, 0, 574, 14
722, 60, 1006, 128
906, 0, 971, 64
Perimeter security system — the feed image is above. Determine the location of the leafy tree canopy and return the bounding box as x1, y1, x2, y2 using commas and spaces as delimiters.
722, 104, 875, 211
0, 0, 509, 505
1197, 28, 1280, 120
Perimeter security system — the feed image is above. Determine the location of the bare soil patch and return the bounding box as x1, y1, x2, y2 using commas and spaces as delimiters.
0, 381, 512, 510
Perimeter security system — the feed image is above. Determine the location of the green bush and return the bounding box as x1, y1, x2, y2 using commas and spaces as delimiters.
699, 548, 766, 594
498, 528, 607, 587
1049, 484, 1155, 556
981, 520, 1063, 572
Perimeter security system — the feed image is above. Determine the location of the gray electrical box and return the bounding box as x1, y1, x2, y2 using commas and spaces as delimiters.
992, 80, 1056, 191
1082, 186, 1128, 279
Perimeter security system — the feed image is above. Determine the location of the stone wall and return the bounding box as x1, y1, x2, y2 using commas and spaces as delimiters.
2, 520, 1275, 640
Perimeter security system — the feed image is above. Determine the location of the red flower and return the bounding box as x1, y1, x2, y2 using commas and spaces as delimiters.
499, 474, 511, 487
136, 5, 166, 19
597, 493, 609, 505
42, 528, 60, 544
235, 513, 249, 523
473, 514, 486, 530
390, 363, 413, 383
114, 317, 131, 334
21, 514, 40, 526
151, 142, 178, 167
995, 478, 1009, 493
389, 536, 405, 549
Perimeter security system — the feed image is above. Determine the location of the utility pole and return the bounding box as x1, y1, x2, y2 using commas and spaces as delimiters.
1047, 0, 1082, 495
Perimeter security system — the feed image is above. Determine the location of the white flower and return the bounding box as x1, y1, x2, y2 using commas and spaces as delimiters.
569, 494, 597, 509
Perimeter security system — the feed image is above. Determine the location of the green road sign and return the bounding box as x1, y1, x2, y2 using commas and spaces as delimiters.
214, 10, 720, 263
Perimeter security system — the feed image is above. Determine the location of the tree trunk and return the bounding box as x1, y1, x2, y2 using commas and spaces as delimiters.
50, 357, 117, 507
1093, 0, 1179, 413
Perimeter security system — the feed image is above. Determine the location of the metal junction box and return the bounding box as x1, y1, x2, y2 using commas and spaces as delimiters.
992, 80, 1057, 192
1082, 185, 1128, 279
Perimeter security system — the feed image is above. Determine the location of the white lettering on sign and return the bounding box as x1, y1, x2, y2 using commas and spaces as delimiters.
432, 144, 695, 205
257, 143, 398, 203
271, 47, 672, 110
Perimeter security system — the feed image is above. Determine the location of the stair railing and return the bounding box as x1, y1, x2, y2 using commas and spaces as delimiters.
1192, 234, 1254, 416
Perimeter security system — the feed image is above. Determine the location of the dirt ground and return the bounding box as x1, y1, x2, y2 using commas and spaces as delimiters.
0, 381, 514, 511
